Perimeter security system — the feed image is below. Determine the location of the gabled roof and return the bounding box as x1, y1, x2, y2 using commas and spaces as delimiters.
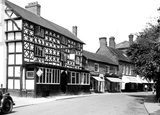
83, 50, 118, 66
109, 47, 131, 63
6, 1, 84, 44
116, 41, 129, 49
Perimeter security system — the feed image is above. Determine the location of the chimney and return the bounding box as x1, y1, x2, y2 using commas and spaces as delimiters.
99, 37, 107, 48
129, 34, 134, 46
109, 36, 116, 48
25, 2, 41, 16
72, 26, 77, 36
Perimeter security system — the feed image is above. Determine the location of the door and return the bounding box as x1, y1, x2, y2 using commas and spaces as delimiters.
60, 71, 68, 93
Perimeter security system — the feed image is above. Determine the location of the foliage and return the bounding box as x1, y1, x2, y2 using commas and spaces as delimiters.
127, 23, 160, 81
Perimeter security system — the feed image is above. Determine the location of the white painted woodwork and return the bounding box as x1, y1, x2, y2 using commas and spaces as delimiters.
8, 66, 13, 77
26, 80, 34, 90
16, 42, 22, 52
15, 66, 20, 77
0, 0, 6, 88
8, 42, 14, 53
14, 79, 20, 89
8, 54, 14, 64
22, 68, 26, 90
8, 79, 13, 89
8, 33, 14, 40
15, 32, 21, 40
16, 54, 22, 64
7, 20, 12, 31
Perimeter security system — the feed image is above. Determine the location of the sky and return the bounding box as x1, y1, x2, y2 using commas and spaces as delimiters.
9, 0, 160, 52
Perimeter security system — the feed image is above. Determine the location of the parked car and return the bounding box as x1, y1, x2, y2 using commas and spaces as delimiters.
0, 91, 15, 114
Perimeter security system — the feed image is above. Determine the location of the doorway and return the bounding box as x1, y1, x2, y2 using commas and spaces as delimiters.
60, 71, 68, 94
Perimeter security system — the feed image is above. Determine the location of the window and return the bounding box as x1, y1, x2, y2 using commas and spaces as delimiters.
94, 63, 99, 72
34, 45, 45, 57
122, 65, 125, 75
106, 65, 110, 73
126, 66, 129, 75
35, 26, 44, 38
81, 73, 90, 85
113, 67, 117, 74
26, 71, 34, 78
60, 36, 68, 45
68, 72, 80, 84
75, 56, 80, 64
76, 43, 81, 50
37, 68, 60, 84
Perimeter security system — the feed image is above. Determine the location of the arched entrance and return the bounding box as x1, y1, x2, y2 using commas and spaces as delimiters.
60, 71, 68, 94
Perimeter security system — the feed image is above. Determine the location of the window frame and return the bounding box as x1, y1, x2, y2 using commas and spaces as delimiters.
105, 65, 110, 73
94, 63, 99, 72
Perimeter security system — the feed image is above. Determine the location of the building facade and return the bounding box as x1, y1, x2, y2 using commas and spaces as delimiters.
82, 50, 122, 92
96, 37, 141, 92
0, 1, 90, 97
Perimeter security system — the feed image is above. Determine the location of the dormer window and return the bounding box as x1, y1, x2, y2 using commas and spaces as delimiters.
35, 25, 44, 38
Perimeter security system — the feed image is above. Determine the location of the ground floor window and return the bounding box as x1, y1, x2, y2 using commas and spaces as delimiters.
37, 67, 60, 84
68, 72, 90, 85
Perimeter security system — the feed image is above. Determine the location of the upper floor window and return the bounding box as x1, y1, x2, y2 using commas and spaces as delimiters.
106, 65, 110, 73
35, 26, 44, 38
60, 36, 68, 45
34, 45, 45, 58
113, 67, 117, 74
94, 63, 99, 72
76, 43, 81, 50
122, 65, 125, 75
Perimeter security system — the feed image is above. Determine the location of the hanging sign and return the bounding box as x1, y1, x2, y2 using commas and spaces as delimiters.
36, 69, 43, 77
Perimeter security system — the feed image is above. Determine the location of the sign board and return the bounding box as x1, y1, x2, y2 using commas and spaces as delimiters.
36, 69, 43, 77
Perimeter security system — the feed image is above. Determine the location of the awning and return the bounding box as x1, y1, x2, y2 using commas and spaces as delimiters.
106, 77, 123, 83
92, 76, 105, 82
122, 76, 141, 83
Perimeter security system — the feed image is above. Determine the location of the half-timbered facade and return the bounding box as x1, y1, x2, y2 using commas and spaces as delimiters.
1, 1, 90, 97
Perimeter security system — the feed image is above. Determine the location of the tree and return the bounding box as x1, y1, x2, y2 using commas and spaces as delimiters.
126, 22, 160, 98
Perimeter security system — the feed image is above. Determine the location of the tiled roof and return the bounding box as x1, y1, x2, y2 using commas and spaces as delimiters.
6, 1, 84, 44
83, 50, 118, 66
116, 41, 129, 49
109, 47, 131, 63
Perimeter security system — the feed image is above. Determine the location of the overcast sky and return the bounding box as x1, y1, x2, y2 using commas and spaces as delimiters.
9, 0, 160, 52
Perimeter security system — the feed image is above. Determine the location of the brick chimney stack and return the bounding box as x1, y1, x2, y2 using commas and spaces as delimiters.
25, 2, 41, 16
72, 26, 77, 36
129, 34, 134, 46
99, 37, 107, 48
109, 36, 116, 48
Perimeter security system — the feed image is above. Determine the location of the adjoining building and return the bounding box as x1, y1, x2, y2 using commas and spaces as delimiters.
96, 36, 142, 92
82, 50, 122, 93
0, 1, 90, 97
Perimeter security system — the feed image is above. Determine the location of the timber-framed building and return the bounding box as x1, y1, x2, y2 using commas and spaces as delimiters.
0, 0, 90, 97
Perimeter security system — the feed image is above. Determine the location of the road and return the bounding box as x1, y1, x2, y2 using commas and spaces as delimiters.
10, 92, 148, 115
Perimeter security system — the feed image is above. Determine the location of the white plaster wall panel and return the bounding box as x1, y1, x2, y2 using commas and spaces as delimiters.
8, 54, 14, 64
8, 79, 13, 89
8, 33, 14, 40
10, 12, 17, 19
8, 66, 13, 77
15, 66, 20, 77
15, 32, 21, 40
14, 80, 20, 89
7, 20, 12, 31
26, 80, 34, 90
16, 54, 22, 64
8, 43, 14, 53
16, 42, 22, 52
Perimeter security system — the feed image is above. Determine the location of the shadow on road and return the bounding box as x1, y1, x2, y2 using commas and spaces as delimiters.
129, 93, 157, 103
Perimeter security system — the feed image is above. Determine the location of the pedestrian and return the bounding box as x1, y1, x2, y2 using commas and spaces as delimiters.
152, 85, 156, 94
145, 85, 148, 91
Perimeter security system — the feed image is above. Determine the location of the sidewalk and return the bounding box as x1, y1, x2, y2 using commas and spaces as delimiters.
144, 92, 160, 115
13, 93, 102, 108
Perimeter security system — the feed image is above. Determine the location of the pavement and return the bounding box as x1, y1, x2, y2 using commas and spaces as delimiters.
11, 92, 160, 115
